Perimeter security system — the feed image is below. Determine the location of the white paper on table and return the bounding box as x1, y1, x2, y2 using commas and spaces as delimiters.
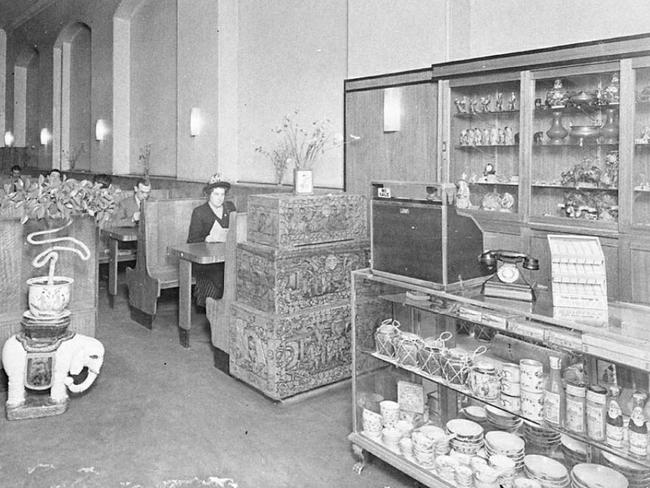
207, 221, 228, 242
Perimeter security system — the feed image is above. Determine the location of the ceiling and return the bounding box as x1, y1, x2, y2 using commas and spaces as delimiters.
0, 0, 55, 31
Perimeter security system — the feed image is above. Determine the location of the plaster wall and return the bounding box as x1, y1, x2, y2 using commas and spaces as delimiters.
130, 0, 177, 177
5, 0, 120, 172
177, 0, 222, 182
237, 0, 348, 188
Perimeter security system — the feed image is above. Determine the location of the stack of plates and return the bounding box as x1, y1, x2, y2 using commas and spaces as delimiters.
485, 431, 526, 471
570, 463, 628, 488
446, 418, 484, 456
559, 435, 588, 469
21, 309, 71, 340
601, 451, 650, 488
523, 421, 561, 454
486, 405, 523, 432
461, 405, 488, 424
524, 454, 570, 488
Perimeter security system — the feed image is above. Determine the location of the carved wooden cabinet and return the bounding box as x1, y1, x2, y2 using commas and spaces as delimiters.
229, 193, 369, 400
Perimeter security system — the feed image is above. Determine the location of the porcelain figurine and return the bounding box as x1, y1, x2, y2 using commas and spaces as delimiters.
467, 128, 475, 145
508, 91, 517, 111
473, 127, 483, 145
456, 178, 471, 209
546, 79, 568, 108
489, 127, 499, 145
495, 92, 504, 112
2, 333, 105, 407
460, 129, 468, 145
469, 97, 479, 114
481, 95, 491, 113
482, 128, 490, 145
454, 98, 467, 114
504, 126, 514, 145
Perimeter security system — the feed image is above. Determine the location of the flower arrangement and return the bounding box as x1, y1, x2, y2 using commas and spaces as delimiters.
255, 111, 340, 181
139, 143, 152, 180
0, 174, 116, 224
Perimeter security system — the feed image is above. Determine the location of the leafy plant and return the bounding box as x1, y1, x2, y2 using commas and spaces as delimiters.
0, 174, 116, 224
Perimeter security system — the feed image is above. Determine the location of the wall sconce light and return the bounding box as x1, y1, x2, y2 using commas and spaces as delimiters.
40, 128, 51, 146
383, 87, 402, 132
4, 131, 14, 147
190, 107, 201, 137
95, 119, 108, 141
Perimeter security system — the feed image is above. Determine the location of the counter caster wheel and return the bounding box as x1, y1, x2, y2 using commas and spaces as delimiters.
352, 443, 369, 474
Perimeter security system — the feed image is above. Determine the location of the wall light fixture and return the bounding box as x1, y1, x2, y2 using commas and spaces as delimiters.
383, 87, 402, 132
190, 107, 201, 137
4, 131, 14, 147
95, 119, 108, 141
40, 128, 51, 146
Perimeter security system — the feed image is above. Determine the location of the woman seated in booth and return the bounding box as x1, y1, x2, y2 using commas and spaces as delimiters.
187, 173, 236, 305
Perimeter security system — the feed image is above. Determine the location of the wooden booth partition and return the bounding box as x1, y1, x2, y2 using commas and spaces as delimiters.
0, 212, 98, 363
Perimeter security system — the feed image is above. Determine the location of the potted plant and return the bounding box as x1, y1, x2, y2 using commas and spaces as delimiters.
256, 111, 340, 194
0, 175, 117, 316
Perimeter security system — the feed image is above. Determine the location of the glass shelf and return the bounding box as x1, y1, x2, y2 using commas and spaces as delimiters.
455, 144, 518, 150
454, 110, 520, 119
534, 143, 618, 148
531, 184, 618, 191
362, 347, 650, 468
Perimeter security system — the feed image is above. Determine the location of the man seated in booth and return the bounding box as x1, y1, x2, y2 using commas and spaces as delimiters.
3, 165, 27, 193
110, 178, 152, 227
46, 169, 63, 186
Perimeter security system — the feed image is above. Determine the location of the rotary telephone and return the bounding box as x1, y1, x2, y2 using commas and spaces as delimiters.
478, 250, 540, 302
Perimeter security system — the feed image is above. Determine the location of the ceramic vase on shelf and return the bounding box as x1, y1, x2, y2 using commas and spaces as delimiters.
600, 108, 619, 144
293, 169, 313, 194
546, 110, 568, 144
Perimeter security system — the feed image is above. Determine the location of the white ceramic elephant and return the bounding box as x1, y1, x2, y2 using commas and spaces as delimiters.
2, 333, 105, 407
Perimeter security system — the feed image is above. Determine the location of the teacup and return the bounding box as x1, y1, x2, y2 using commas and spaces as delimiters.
500, 393, 521, 412
520, 389, 544, 421
379, 400, 400, 428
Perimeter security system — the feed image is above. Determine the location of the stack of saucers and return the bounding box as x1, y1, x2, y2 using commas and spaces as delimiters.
559, 435, 588, 469
412, 425, 444, 468
601, 452, 649, 488
570, 463, 628, 488
474, 465, 501, 488
486, 405, 523, 432
490, 454, 517, 488
435, 455, 459, 483
461, 405, 488, 425
455, 464, 474, 488
485, 431, 526, 471
446, 418, 485, 456
522, 420, 561, 454
523, 454, 570, 488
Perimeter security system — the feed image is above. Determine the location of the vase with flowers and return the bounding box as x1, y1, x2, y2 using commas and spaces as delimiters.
256, 111, 339, 194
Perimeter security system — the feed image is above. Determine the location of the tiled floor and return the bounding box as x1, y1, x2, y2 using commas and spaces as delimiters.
0, 281, 417, 488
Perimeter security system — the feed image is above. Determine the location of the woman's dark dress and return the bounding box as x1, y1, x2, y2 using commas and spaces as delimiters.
187, 200, 236, 306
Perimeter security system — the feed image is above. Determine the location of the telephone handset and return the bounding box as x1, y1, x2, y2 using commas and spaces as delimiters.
478, 250, 539, 301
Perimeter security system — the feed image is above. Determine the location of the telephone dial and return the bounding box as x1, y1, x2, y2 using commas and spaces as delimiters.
478, 250, 540, 302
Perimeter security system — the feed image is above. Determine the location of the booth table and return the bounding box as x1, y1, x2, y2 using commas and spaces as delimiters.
100, 226, 138, 307
168, 242, 226, 348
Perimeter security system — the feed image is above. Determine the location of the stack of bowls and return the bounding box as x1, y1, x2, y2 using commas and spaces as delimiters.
485, 431, 526, 471
486, 405, 523, 432
412, 425, 445, 468
381, 427, 401, 452
446, 418, 485, 456
474, 465, 501, 488
523, 454, 570, 488
570, 463, 628, 488
559, 435, 588, 469
501, 362, 522, 413
522, 420, 561, 454
519, 359, 545, 422
601, 451, 650, 488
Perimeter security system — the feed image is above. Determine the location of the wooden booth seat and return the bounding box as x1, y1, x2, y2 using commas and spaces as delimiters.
97, 189, 171, 265
125, 197, 204, 327
205, 212, 247, 372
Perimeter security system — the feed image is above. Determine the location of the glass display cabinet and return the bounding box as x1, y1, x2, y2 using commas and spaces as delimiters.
530, 64, 621, 229
633, 59, 650, 228
448, 75, 522, 215
349, 269, 650, 487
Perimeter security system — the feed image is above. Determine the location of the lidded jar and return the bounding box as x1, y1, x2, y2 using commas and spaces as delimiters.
374, 319, 400, 357
443, 348, 473, 385
418, 332, 452, 377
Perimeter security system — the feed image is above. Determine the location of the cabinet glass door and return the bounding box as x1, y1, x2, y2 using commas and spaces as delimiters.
633, 65, 650, 227
449, 78, 521, 214
531, 66, 620, 227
